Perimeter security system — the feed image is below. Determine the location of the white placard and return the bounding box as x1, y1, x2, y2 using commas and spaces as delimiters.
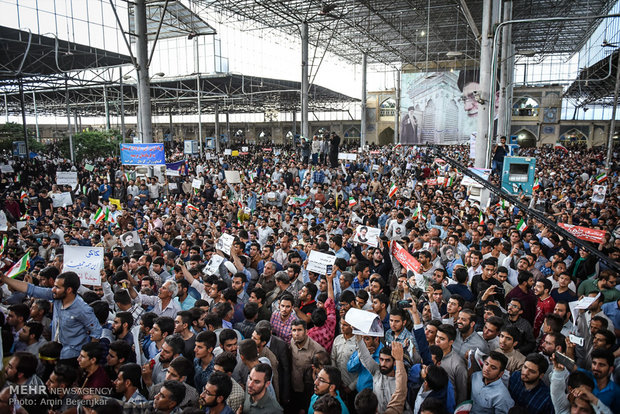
224, 171, 241, 184
215, 233, 235, 255
51, 192, 73, 208
344, 308, 384, 337
574, 293, 600, 310
62, 246, 104, 286
592, 185, 606, 204
0, 165, 14, 173
338, 153, 357, 161
168, 183, 178, 190
165, 169, 180, 177
353, 225, 381, 247
16, 221, 27, 230
56, 171, 78, 190
372, 164, 379, 171
224, 149, 232, 155
307, 250, 337, 275
0, 211, 7, 231
203, 254, 225, 276
192, 178, 203, 189
461, 167, 492, 187
241, 146, 249, 152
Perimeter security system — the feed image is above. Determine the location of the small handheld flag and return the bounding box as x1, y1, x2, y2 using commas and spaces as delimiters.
348, 197, 357, 208
388, 183, 398, 198
6, 252, 30, 279
595, 173, 608, 184
517, 218, 528, 232
94, 207, 108, 224
478, 211, 484, 225
533, 178, 540, 191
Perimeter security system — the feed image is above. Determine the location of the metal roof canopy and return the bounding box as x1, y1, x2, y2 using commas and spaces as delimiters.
2, 73, 358, 117
565, 49, 620, 107
195, 0, 616, 69
0, 26, 132, 79
128, 0, 216, 41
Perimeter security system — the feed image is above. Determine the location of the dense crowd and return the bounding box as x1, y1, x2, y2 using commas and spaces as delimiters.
0, 137, 618, 414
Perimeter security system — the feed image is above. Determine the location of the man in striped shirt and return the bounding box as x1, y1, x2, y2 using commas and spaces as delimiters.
508, 353, 554, 414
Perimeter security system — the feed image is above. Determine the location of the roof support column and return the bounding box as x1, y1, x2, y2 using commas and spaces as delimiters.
104, 84, 110, 131
197, 74, 203, 154
120, 67, 126, 143
475, 0, 498, 168
497, 0, 512, 139
215, 103, 220, 154
135, 0, 153, 143
361, 52, 367, 148
606, 52, 620, 172
18, 79, 29, 159
65, 76, 74, 163
301, 21, 309, 141
32, 91, 39, 140
394, 68, 400, 144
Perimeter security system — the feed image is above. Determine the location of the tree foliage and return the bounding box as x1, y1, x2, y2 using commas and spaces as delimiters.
59, 130, 121, 161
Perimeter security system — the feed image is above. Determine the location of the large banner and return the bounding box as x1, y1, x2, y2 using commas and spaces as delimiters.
120, 143, 165, 165
558, 223, 607, 244
400, 70, 482, 145
392, 242, 422, 273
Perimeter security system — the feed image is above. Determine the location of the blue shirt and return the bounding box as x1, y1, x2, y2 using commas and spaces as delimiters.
175, 294, 197, 311
602, 301, 620, 331
347, 342, 382, 392
308, 391, 349, 414
351, 277, 369, 293
194, 357, 215, 394
508, 370, 554, 414
471, 371, 514, 414
26, 283, 102, 359
578, 369, 620, 413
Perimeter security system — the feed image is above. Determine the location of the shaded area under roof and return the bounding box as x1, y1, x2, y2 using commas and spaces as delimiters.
198, 0, 616, 67
565, 49, 619, 107
3, 73, 358, 117
0, 26, 132, 79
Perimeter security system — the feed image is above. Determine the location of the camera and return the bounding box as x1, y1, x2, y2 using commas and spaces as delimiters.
396, 299, 413, 310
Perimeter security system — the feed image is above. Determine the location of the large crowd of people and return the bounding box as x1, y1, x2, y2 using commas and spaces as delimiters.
0, 137, 618, 414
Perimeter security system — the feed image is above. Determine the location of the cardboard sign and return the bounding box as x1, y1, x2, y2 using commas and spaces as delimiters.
224, 149, 232, 155
307, 250, 337, 275
63, 246, 104, 286
558, 223, 607, 244
224, 171, 241, 184
392, 242, 422, 273
353, 225, 381, 247
215, 233, 235, 255
0, 165, 14, 173
51, 192, 73, 208
85, 164, 95, 172
56, 171, 78, 190
192, 179, 203, 189
168, 183, 178, 190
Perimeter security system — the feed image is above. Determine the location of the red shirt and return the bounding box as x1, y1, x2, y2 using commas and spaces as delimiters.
534, 295, 556, 337
308, 297, 337, 352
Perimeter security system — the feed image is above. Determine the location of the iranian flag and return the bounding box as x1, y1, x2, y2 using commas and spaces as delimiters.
497, 199, 508, 209
444, 176, 454, 187
348, 197, 357, 208
595, 173, 608, 183
517, 218, 528, 232
20, 191, 27, 201
187, 204, 199, 212
388, 183, 398, 198
0, 235, 7, 256
478, 211, 484, 225
412, 204, 421, 219
94, 207, 108, 224
175, 202, 183, 208
532, 178, 540, 191
6, 252, 30, 279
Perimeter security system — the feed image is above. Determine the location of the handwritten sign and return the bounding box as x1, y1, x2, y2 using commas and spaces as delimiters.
63, 246, 104, 286
224, 149, 232, 155
120, 143, 165, 165
558, 223, 607, 244
392, 242, 422, 273
215, 233, 235, 255
51, 192, 73, 208
85, 164, 95, 172
307, 250, 337, 275
56, 171, 78, 190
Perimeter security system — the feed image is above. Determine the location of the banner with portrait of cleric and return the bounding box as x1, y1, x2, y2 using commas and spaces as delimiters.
400, 69, 486, 146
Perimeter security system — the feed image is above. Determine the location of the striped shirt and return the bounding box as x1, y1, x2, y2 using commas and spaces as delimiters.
508, 370, 554, 414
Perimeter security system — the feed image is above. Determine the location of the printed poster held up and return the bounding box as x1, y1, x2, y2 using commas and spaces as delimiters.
307, 250, 337, 275
51, 192, 73, 208
353, 225, 381, 247
62, 246, 104, 286
215, 233, 235, 255
56, 171, 79, 190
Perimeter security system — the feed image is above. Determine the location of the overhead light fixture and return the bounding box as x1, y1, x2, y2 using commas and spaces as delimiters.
420, 30, 426, 37
446, 51, 463, 57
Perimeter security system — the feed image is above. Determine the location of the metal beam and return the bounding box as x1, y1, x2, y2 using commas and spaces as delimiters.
135, 0, 153, 143
301, 21, 309, 140
361, 52, 367, 147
